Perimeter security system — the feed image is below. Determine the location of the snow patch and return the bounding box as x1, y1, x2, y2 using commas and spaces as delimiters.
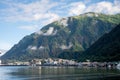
84, 13, 99, 17
86, 13, 94, 17
35, 27, 57, 36
39, 46, 45, 50
43, 27, 54, 36
58, 18, 68, 27
43, 27, 57, 36
95, 14, 99, 17
52, 30, 57, 35
28, 46, 37, 50
60, 43, 72, 50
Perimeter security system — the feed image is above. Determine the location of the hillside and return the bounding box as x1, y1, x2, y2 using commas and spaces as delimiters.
0, 49, 7, 56
1, 12, 120, 61
80, 24, 120, 62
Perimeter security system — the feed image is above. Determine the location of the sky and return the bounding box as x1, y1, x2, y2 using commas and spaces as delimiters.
0, 0, 120, 52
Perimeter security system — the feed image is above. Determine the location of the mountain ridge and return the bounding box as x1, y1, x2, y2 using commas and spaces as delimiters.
2, 12, 120, 61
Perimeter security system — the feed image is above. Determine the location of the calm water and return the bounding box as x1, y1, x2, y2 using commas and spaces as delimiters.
0, 66, 120, 80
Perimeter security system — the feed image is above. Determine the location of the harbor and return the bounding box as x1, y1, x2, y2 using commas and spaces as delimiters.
0, 58, 120, 69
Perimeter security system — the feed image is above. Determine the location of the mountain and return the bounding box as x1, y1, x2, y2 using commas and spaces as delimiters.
1, 12, 120, 61
0, 49, 7, 56
79, 24, 120, 62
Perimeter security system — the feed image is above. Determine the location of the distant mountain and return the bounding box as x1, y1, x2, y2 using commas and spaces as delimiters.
0, 49, 7, 56
1, 12, 120, 61
80, 24, 120, 62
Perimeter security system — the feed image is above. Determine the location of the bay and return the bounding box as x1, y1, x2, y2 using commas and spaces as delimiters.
0, 66, 120, 80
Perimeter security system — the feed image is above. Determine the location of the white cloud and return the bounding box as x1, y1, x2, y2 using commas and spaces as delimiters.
84, 0, 91, 4
40, 13, 60, 26
19, 25, 39, 31
114, 0, 120, 6
85, 1, 120, 14
0, 0, 120, 26
69, 2, 86, 15
35, 30, 43, 35
33, 14, 43, 21
69, 1, 120, 15
0, 0, 59, 22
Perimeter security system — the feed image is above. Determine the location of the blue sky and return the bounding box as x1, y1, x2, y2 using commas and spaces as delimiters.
0, 0, 120, 51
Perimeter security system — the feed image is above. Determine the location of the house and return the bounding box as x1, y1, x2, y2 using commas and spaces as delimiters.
0, 60, 1, 65
68, 60, 76, 65
53, 61, 58, 65
81, 62, 92, 67
30, 59, 42, 66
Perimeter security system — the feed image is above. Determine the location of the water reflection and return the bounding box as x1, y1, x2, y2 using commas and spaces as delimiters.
0, 66, 120, 80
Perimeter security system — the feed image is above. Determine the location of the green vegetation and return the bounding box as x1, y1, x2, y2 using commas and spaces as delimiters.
1, 12, 120, 61
78, 24, 120, 62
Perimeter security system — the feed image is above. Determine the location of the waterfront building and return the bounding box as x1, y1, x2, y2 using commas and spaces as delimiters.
31, 59, 42, 66
0, 60, 1, 65
53, 61, 58, 65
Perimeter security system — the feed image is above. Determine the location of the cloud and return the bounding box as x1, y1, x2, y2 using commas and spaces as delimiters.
69, 2, 86, 15
86, 1, 120, 14
0, 0, 59, 22
84, 0, 91, 4
40, 12, 60, 26
19, 25, 39, 31
0, 0, 120, 26
35, 30, 43, 35
69, 1, 120, 15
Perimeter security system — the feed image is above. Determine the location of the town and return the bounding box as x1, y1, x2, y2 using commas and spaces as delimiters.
0, 58, 120, 69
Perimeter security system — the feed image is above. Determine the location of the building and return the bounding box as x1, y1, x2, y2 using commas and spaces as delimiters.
30, 59, 42, 66
0, 60, 1, 65
53, 61, 58, 65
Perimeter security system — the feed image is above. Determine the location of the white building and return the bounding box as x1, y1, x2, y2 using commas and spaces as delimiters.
0, 60, 2, 65
53, 61, 58, 65
68, 60, 76, 65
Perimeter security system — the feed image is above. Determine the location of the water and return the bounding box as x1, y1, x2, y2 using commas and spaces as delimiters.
0, 66, 120, 80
